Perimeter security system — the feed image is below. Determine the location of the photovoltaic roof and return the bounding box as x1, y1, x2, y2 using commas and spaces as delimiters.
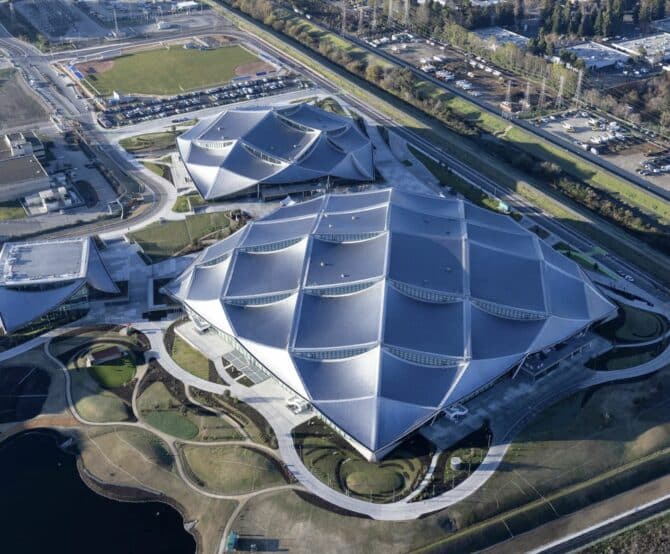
0, 238, 118, 333
168, 188, 616, 456
177, 104, 374, 199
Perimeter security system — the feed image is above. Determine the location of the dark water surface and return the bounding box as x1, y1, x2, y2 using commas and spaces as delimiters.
0, 430, 195, 554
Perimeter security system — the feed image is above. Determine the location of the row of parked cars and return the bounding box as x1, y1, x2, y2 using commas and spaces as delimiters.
98, 76, 311, 128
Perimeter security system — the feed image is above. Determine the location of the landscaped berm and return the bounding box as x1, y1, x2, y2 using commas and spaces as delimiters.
76, 44, 271, 96
293, 417, 434, 503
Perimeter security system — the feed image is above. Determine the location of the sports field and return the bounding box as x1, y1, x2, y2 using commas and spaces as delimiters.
77, 44, 268, 96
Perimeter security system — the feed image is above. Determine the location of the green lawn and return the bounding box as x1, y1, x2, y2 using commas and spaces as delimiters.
138, 381, 241, 441
314, 96, 346, 115
170, 334, 210, 381
129, 211, 232, 261
173, 193, 206, 213
0, 200, 26, 220
120, 131, 178, 154
181, 444, 285, 494
143, 411, 199, 440
142, 162, 172, 182
88, 355, 136, 388
80, 45, 261, 96
69, 368, 132, 423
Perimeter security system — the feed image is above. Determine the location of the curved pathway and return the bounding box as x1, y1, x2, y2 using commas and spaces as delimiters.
134, 318, 670, 521
42, 340, 303, 504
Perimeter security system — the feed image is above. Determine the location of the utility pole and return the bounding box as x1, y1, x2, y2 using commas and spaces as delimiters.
404, 0, 409, 25
555, 75, 565, 110
573, 68, 583, 106
501, 80, 512, 119
523, 81, 531, 113
341, 1, 347, 34
538, 77, 546, 112
371, 0, 377, 30
113, 7, 119, 36
358, 7, 364, 34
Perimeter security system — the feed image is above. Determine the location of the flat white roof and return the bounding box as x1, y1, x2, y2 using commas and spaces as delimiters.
613, 33, 670, 61
566, 42, 630, 68
0, 238, 88, 286
474, 27, 529, 49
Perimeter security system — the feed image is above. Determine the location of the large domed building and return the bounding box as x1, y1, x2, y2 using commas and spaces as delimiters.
167, 188, 615, 460
177, 104, 374, 200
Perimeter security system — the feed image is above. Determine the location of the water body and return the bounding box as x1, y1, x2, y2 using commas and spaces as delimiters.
0, 430, 195, 554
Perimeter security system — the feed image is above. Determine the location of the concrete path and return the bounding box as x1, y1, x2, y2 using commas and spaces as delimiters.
143, 317, 670, 520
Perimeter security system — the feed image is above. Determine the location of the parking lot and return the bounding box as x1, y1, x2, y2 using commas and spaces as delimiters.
537, 112, 670, 189
377, 34, 537, 107
77, 0, 221, 37
15, 0, 107, 42
98, 75, 312, 127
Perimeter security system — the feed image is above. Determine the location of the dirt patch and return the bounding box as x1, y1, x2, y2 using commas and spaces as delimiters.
234, 60, 273, 77
0, 70, 48, 127
77, 59, 114, 77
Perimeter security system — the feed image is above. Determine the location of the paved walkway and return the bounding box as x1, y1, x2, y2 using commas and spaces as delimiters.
138, 315, 670, 520
2, 311, 670, 520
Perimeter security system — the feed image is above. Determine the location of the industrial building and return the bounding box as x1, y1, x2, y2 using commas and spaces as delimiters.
0, 156, 51, 203
613, 33, 670, 64
474, 27, 530, 50
167, 188, 615, 460
177, 104, 374, 200
0, 237, 119, 334
566, 42, 631, 69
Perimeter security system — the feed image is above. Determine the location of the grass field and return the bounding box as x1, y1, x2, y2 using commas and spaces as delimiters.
88, 355, 136, 388
129, 211, 232, 261
70, 368, 132, 423
169, 335, 210, 381
143, 411, 199, 439
190, 388, 276, 447
142, 162, 172, 182
79, 45, 262, 96
139, 381, 241, 441
181, 445, 285, 494
0, 200, 26, 221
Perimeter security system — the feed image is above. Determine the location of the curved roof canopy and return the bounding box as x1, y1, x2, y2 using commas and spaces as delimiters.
168, 189, 616, 456
177, 104, 374, 199
0, 237, 118, 333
